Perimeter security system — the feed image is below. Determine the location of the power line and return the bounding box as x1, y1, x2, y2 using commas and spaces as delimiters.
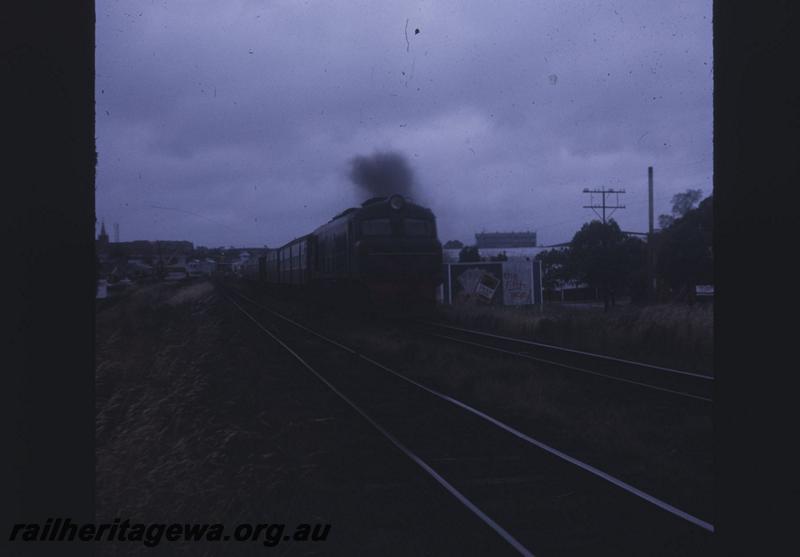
582, 187, 626, 224
579, 186, 628, 312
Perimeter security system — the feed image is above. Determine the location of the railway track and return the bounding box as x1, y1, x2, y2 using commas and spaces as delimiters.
412, 321, 714, 403
221, 285, 714, 555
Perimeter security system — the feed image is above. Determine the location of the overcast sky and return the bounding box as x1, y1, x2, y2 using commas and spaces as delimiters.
96, 0, 712, 248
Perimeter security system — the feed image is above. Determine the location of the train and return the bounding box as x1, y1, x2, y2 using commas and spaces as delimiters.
240, 194, 443, 310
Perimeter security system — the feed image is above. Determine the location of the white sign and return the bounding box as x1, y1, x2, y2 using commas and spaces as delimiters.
695, 284, 714, 296
502, 261, 533, 305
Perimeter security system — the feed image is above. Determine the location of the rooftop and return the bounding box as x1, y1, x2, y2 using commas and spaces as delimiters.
475, 231, 537, 248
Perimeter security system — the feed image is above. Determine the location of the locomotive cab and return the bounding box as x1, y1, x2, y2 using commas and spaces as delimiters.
352, 194, 443, 308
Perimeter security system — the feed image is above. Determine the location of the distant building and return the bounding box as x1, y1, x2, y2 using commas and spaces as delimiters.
95, 233, 195, 283
459, 231, 540, 261
477, 247, 545, 261
442, 247, 547, 263
475, 231, 537, 249
199, 259, 218, 275
106, 240, 195, 261
231, 252, 251, 274
97, 221, 110, 251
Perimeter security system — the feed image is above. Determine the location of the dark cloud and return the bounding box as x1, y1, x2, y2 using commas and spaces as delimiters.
95, 0, 712, 247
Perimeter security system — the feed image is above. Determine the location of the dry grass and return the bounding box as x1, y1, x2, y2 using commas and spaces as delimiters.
436, 302, 713, 373
95, 280, 299, 555
164, 280, 215, 306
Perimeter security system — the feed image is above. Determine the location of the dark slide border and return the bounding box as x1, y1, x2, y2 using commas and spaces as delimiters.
3, 1, 798, 555
3, 2, 95, 556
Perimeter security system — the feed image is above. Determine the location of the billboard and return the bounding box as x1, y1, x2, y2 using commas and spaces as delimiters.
444, 262, 504, 305
443, 260, 542, 306
502, 260, 534, 305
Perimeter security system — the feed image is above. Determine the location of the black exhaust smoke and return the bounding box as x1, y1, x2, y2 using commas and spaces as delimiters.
349, 151, 416, 200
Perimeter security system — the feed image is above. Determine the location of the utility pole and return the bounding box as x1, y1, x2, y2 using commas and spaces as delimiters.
582, 187, 626, 224
582, 187, 626, 312
648, 167, 654, 235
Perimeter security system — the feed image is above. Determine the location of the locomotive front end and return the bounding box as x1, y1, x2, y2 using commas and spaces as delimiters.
353, 195, 443, 310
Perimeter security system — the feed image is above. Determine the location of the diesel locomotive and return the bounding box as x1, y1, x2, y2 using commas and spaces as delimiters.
241, 194, 443, 309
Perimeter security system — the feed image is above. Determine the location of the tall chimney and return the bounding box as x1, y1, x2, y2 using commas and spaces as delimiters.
648, 166, 654, 235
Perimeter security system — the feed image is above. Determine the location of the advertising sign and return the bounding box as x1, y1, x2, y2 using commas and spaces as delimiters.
445, 263, 504, 305
443, 260, 542, 306
502, 261, 533, 305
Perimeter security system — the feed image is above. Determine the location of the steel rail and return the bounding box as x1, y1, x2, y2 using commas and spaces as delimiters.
224, 293, 536, 557
423, 331, 713, 403
227, 288, 715, 533
421, 321, 714, 380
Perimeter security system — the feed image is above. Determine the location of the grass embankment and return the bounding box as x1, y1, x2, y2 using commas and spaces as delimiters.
96, 280, 303, 554
436, 302, 713, 373
96, 281, 267, 519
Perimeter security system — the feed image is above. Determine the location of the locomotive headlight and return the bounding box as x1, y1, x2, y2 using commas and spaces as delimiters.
389, 194, 405, 210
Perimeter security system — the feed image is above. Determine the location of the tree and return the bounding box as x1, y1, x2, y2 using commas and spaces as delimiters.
535, 247, 575, 300
658, 188, 704, 230
568, 219, 646, 311
619, 236, 648, 304
671, 189, 704, 217
655, 195, 713, 302
489, 251, 508, 261
658, 214, 676, 230
458, 245, 481, 262
443, 239, 464, 249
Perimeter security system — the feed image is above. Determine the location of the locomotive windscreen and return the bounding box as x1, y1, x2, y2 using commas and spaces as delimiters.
403, 218, 434, 237
361, 219, 392, 236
